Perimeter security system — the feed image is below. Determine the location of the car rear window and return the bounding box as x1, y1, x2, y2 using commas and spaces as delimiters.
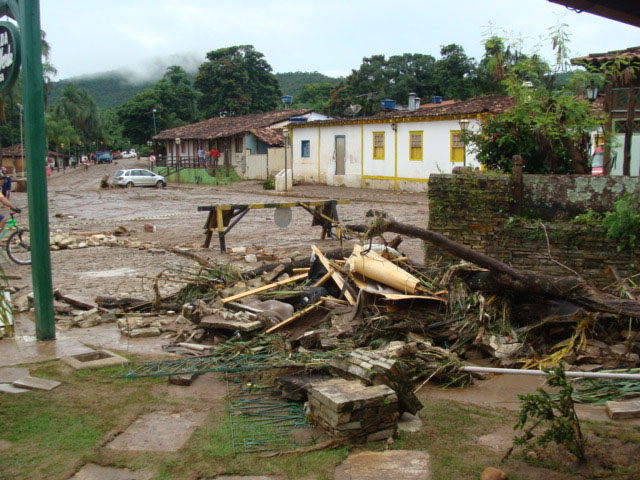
114, 170, 124, 177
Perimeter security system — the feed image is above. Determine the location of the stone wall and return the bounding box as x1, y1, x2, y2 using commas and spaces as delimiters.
426, 173, 640, 287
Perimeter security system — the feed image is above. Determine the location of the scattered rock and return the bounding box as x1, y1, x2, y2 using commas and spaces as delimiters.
481, 467, 507, 480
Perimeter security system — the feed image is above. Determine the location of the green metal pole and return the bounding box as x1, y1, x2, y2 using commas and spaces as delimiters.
20, 0, 55, 340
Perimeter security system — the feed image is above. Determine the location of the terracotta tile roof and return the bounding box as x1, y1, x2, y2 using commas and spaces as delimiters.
572, 46, 640, 67
152, 108, 313, 141
249, 127, 284, 146
293, 95, 515, 128
372, 95, 515, 119
418, 99, 458, 109
1, 144, 61, 157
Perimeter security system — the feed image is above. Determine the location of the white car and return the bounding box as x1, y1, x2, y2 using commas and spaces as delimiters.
121, 149, 138, 159
112, 169, 166, 188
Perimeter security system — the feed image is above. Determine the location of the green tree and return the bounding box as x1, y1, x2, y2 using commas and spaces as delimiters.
117, 88, 159, 145
194, 45, 281, 118
117, 66, 201, 144
465, 29, 605, 174
54, 84, 102, 149
433, 44, 477, 100
292, 83, 333, 111
45, 113, 80, 153
326, 48, 480, 116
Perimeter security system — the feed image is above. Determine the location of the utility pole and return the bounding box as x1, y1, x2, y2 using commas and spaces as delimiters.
21, 0, 55, 340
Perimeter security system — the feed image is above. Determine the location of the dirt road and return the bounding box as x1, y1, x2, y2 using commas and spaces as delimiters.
4, 158, 429, 301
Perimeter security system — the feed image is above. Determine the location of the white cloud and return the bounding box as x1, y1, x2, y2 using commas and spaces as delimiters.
40, 0, 640, 80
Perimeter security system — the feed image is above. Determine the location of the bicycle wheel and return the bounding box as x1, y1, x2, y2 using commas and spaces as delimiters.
7, 229, 31, 265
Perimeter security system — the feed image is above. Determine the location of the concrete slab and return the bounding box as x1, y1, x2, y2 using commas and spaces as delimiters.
334, 450, 431, 480
398, 412, 423, 433
61, 350, 129, 370
13, 376, 61, 391
105, 410, 208, 452
69, 463, 153, 480
0, 336, 93, 368
0, 383, 30, 394
0, 366, 30, 383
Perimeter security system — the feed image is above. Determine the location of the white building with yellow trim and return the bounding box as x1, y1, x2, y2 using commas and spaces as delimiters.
289, 95, 514, 191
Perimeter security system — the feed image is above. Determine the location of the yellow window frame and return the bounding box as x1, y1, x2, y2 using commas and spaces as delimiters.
409, 131, 423, 161
372, 131, 385, 160
450, 130, 465, 163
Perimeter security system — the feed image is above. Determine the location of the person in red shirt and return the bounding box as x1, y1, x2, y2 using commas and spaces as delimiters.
210, 147, 220, 167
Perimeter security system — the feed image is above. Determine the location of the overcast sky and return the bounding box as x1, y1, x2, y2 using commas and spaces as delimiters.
39, 0, 639, 82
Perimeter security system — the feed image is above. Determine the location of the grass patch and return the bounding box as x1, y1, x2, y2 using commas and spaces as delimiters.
2, 360, 640, 480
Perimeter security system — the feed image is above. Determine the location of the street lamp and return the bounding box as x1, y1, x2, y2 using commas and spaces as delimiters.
152, 108, 157, 136
175, 137, 181, 164
585, 82, 599, 102
458, 118, 470, 132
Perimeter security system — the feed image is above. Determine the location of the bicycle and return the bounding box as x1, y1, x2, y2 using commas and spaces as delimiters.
0, 211, 31, 265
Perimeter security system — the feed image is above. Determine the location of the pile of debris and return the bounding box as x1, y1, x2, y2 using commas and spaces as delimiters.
91, 213, 640, 442
49, 227, 160, 251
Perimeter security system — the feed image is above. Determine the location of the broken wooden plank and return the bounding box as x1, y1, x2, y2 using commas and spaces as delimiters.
265, 300, 324, 334
221, 273, 308, 304
292, 267, 311, 274
311, 246, 356, 305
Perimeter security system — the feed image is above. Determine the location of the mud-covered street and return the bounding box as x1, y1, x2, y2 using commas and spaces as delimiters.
4, 158, 429, 301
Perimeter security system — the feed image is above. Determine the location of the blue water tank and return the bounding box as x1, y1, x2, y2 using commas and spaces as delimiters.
381, 99, 396, 110
289, 116, 308, 123
432, 96, 443, 104
281, 95, 293, 104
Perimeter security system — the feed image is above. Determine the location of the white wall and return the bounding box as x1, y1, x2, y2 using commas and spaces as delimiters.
611, 133, 640, 176
291, 117, 481, 191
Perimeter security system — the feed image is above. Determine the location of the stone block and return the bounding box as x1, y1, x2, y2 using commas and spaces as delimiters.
129, 327, 162, 338
12, 376, 61, 391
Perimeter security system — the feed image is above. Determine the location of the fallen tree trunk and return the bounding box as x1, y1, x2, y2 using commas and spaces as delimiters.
348, 215, 640, 319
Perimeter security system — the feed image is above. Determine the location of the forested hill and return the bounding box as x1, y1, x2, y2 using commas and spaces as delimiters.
48, 72, 156, 109
275, 71, 341, 97
49, 70, 341, 109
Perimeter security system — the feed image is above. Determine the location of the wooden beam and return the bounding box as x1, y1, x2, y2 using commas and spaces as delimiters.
221, 272, 308, 304
311, 245, 356, 305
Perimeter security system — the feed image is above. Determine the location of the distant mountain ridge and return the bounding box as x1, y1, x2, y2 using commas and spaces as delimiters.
48, 70, 341, 109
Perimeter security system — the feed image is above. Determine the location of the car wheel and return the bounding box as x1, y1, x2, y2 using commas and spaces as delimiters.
126, 181, 134, 188
155, 180, 165, 188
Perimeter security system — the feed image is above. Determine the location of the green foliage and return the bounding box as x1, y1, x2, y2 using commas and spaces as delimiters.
464, 27, 607, 174
52, 84, 102, 151
262, 176, 275, 190
117, 66, 200, 145
571, 209, 604, 227
327, 49, 475, 116
276, 71, 340, 97
512, 366, 587, 463
292, 83, 333, 111
602, 195, 640, 254
194, 45, 281, 118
